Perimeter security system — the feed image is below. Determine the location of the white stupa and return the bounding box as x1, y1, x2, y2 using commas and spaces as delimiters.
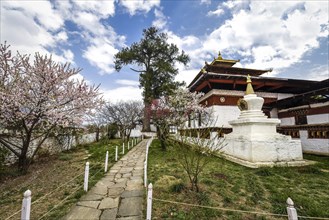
223, 75, 305, 167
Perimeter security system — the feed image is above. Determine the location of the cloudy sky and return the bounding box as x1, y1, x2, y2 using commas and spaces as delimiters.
1, 0, 328, 102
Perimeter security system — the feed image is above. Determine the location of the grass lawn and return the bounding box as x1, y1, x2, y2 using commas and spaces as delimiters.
147, 139, 329, 220
0, 138, 129, 219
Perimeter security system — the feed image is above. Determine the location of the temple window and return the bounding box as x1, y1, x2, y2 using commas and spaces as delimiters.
295, 114, 307, 125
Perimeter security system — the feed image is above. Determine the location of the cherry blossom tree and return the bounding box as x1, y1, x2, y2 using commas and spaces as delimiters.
0, 43, 102, 173
151, 88, 205, 150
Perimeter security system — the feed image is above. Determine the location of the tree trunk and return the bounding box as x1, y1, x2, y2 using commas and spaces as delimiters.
143, 101, 151, 132
95, 127, 100, 142
18, 141, 30, 174
158, 126, 166, 151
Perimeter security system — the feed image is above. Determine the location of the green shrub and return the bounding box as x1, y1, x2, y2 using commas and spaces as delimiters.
170, 182, 186, 193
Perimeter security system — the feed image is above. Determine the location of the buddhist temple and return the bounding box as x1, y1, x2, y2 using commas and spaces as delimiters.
187, 52, 329, 156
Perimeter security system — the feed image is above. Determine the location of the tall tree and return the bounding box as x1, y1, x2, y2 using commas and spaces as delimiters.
0, 43, 102, 173
114, 27, 190, 131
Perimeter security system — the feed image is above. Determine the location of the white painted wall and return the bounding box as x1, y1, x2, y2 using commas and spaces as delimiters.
210, 105, 240, 127
300, 130, 329, 155
307, 114, 329, 124
280, 117, 295, 126
2, 133, 96, 165
270, 108, 278, 118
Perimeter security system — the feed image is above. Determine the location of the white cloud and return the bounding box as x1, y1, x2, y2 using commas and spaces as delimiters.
152, 8, 167, 29
173, 1, 328, 80
306, 65, 329, 81
53, 0, 126, 74
207, 8, 224, 17
0, 1, 74, 65
116, 80, 139, 86
83, 40, 119, 74
101, 86, 143, 102
200, 0, 211, 5
72, 0, 115, 18
2, 1, 64, 31
164, 1, 328, 86
175, 67, 201, 86
119, 0, 160, 15
210, 1, 328, 72
62, 49, 75, 64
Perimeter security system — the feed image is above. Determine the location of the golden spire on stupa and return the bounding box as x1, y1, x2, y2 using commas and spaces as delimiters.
245, 74, 255, 95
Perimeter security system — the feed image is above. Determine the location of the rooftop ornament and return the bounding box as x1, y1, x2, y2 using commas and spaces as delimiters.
217, 51, 223, 60
245, 74, 255, 95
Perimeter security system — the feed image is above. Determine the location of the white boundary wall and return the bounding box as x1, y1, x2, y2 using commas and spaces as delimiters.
300, 130, 329, 155
1, 133, 97, 165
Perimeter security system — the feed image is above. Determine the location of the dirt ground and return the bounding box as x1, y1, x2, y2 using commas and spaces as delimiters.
0, 147, 88, 219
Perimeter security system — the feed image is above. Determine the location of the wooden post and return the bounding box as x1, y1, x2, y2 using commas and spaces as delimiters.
84, 162, 89, 191
286, 197, 298, 220
115, 146, 118, 161
146, 183, 153, 220
144, 161, 147, 187
21, 190, 31, 220
104, 151, 109, 172
122, 143, 125, 154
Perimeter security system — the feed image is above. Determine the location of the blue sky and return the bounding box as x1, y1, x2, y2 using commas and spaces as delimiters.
1, 0, 328, 102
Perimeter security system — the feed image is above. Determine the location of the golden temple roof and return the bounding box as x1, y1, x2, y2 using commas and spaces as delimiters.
210, 51, 240, 67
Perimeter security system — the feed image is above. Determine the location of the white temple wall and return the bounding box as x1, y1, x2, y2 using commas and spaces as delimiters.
210, 105, 240, 127
300, 130, 329, 155
279, 117, 295, 126
270, 108, 278, 118
2, 133, 96, 165
307, 114, 329, 124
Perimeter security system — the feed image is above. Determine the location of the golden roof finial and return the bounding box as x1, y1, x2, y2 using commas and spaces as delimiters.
218, 51, 222, 60
245, 74, 255, 95
201, 68, 206, 74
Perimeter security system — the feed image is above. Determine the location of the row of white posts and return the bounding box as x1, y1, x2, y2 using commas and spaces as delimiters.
143, 137, 153, 220
20, 136, 143, 220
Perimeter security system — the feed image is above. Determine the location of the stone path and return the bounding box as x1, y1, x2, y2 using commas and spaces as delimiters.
64, 140, 147, 220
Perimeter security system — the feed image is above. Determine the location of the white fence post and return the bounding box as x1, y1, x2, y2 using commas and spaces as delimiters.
21, 190, 31, 220
115, 146, 118, 161
105, 151, 109, 172
144, 161, 147, 187
131, 139, 133, 147
146, 183, 153, 220
287, 197, 298, 220
122, 143, 125, 154
84, 162, 89, 191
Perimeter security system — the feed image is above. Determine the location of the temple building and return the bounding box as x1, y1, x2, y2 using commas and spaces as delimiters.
187, 52, 329, 156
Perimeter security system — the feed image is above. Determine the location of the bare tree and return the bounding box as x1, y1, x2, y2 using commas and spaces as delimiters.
0, 43, 102, 173
85, 112, 106, 142
101, 101, 143, 141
